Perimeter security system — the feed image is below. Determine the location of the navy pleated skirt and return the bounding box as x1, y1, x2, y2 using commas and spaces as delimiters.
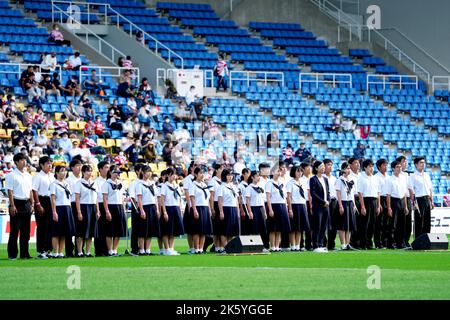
190, 206, 213, 235
212, 201, 226, 236
250, 206, 267, 236
267, 203, 291, 233
76, 203, 96, 238
337, 201, 357, 232
183, 203, 193, 234
105, 204, 127, 237
223, 206, 240, 237
160, 206, 184, 237
290, 203, 307, 232
51, 205, 76, 237
138, 204, 160, 238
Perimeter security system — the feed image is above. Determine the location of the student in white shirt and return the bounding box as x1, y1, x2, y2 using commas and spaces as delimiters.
375, 158, 389, 249
286, 165, 308, 251
357, 159, 381, 250
32, 156, 54, 259
409, 156, 434, 238
135, 165, 160, 255
183, 163, 197, 254
128, 164, 143, 255
102, 165, 127, 256
238, 168, 251, 235
49, 165, 76, 258
397, 155, 412, 247
386, 160, 409, 249
266, 164, 291, 252
348, 157, 361, 249
160, 168, 184, 255
299, 162, 312, 251
63, 159, 83, 257
257, 162, 271, 250
208, 163, 224, 253
188, 167, 213, 254
217, 169, 241, 252
74, 165, 100, 257
93, 161, 110, 257
335, 162, 357, 250
324, 159, 338, 250
245, 171, 268, 249
5, 153, 34, 260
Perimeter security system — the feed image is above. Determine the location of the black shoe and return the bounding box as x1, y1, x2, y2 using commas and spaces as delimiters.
138, 252, 146, 256
20, 255, 33, 260
85, 253, 94, 258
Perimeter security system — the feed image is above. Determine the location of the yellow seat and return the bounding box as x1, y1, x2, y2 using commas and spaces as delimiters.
96, 139, 107, 148
158, 162, 167, 171
115, 139, 122, 147
149, 163, 158, 172
54, 113, 62, 121
0, 129, 7, 138
106, 139, 115, 148
69, 121, 78, 131
6, 129, 13, 137
77, 121, 87, 131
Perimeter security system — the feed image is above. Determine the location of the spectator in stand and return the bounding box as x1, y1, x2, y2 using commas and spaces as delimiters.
64, 100, 81, 121
137, 106, 150, 125
107, 109, 123, 131
162, 116, 174, 141
120, 131, 135, 152
49, 24, 71, 46
33, 107, 47, 130
217, 151, 235, 166
122, 55, 133, 69
32, 65, 43, 83
185, 85, 204, 120
143, 141, 157, 163
40, 74, 60, 97
117, 57, 124, 68
353, 142, 366, 160
294, 142, 312, 163
83, 69, 107, 93
25, 73, 46, 107
52, 72, 71, 96
213, 54, 229, 92
33, 129, 49, 154
330, 111, 342, 132
283, 144, 294, 165
65, 76, 81, 97
54, 114, 69, 135
20, 66, 34, 89
136, 31, 145, 45
117, 79, 133, 98
139, 77, 155, 102
40, 52, 58, 73
66, 52, 82, 71
57, 131, 72, 154
93, 115, 106, 138
124, 138, 140, 165
162, 141, 173, 165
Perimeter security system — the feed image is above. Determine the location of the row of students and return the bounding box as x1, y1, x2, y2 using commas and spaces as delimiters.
6, 154, 434, 259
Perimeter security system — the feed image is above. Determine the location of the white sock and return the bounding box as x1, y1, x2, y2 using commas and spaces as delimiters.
58, 253, 64, 257
108, 250, 113, 255
86, 252, 91, 256
139, 249, 145, 254
113, 250, 117, 254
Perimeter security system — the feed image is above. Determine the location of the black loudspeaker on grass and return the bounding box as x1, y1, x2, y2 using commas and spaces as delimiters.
225, 235, 264, 253
411, 233, 449, 250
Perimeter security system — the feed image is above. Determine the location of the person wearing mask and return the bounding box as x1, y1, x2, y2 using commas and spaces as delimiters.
49, 24, 71, 46
213, 54, 229, 92
41, 52, 58, 73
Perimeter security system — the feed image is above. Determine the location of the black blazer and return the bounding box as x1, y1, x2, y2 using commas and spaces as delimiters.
309, 175, 331, 208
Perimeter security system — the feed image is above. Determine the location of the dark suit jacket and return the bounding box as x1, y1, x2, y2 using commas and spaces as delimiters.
309, 175, 331, 208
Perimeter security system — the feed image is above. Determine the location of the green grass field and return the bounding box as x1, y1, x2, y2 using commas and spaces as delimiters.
1, 239, 450, 300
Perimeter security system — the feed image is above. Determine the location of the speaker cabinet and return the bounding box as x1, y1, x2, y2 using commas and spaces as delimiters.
225, 235, 264, 254
411, 233, 449, 250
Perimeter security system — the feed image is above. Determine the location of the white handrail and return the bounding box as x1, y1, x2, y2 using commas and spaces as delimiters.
155, 68, 214, 88
51, 0, 184, 69
366, 74, 418, 91
52, 3, 128, 67
299, 72, 352, 89
0, 62, 62, 80
432, 76, 450, 93
310, 0, 431, 83
79, 66, 140, 86
229, 71, 284, 88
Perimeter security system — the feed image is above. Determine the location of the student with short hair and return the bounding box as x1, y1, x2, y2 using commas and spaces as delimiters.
183, 163, 197, 254
74, 164, 100, 257
238, 168, 251, 235
6, 153, 34, 260
208, 163, 224, 253
188, 167, 213, 254
135, 165, 160, 255
94, 161, 110, 257
324, 159, 338, 250
65, 158, 83, 257
128, 163, 143, 255
335, 162, 357, 250
160, 168, 184, 255
102, 165, 127, 256
217, 169, 241, 251
375, 158, 389, 249
299, 162, 312, 251
49, 165, 76, 258
245, 171, 267, 248
32, 156, 54, 259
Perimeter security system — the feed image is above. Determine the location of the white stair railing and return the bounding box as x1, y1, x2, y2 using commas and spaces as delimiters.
51, 1, 184, 69
432, 76, 450, 93
229, 71, 284, 88
366, 74, 418, 91
299, 72, 352, 89
79, 66, 140, 87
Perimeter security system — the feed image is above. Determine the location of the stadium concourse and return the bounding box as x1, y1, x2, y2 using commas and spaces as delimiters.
0, 0, 450, 259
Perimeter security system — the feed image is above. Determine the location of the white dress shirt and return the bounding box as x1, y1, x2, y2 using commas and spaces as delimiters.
258, 177, 269, 202
386, 174, 408, 199
400, 171, 411, 198
408, 171, 433, 198
357, 172, 380, 198
216, 183, 238, 207
32, 171, 55, 197
349, 171, 359, 197
183, 174, 195, 191
160, 182, 181, 207
95, 176, 107, 203
265, 179, 286, 204
73, 179, 98, 205
5, 168, 33, 200
208, 176, 222, 202
300, 176, 310, 201
135, 180, 159, 206
375, 172, 389, 197
102, 179, 125, 205
335, 177, 354, 202
286, 179, 307, 205
66, 174, 81, 203
189, 181, 210, 206
325, 174, 337, 199
245, 184, 264, 207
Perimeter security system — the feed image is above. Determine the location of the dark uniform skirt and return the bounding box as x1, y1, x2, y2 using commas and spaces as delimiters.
190, 206, 213, 235
250, 206, 267, 236
51, 205, 76, 237
105, 204, 127, 237
76, 203, 96, 238
290, 203, 307, 232
267, 203, 291, 233
337, 201, 357, 232
160, 206, 184, 237
183, 203, 193, 234
212, 201, 226, 236
138, 204, 160, 238
223, 206, 240, 237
